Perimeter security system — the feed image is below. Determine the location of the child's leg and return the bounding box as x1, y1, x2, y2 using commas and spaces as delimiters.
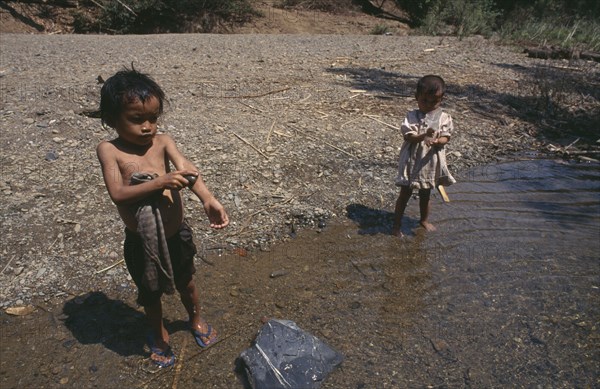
177, 278, 218, 346
392, 185, 412, 237
418, 188, 436, 231
144, 299, 174, 364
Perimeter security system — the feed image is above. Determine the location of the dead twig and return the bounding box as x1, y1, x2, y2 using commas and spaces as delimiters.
564, 137, 580, 150
95, 259, 124, 274
238, 101, 266, 113
366, 115, 400, 130
288, 125, 357, 159
1, 255, 16, 275
89, 0, 106, 10
220, 87, 290, 99
266, 120, 276, 144
232, 132, 270, 160
171, 337, 187, 389
115, 0, 137, 16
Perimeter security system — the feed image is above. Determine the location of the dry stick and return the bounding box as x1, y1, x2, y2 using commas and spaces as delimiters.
232, 132, 270, 160
273, 130, 292, 138
238, 101, 266, 113
220, 87, 290, 99
341, 117, 361, 127
171, 337, 187, 389
564, 137, 580, 150
366, 115, 401, 130
1, 255, 16, 275
302, 131, 357, 159
115, 0, 137, 16
89, 0, 106, 9
95, 259, 125, 274
266, 120, 276, 144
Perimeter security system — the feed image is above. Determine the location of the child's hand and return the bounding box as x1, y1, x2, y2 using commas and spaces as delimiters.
158, 170, 198, 190
203, 198, 229, 229
424, 136, 437, 147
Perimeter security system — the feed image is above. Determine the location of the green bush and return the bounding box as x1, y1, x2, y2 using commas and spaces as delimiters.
395, 0, 499, 37
370, 24, 390, 35
394, 0, 598, 47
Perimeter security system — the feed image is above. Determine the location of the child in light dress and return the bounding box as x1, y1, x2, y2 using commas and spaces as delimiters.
392, 75, 455, 237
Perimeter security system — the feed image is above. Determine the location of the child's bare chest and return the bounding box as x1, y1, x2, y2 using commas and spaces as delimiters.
115, 145, 170, 182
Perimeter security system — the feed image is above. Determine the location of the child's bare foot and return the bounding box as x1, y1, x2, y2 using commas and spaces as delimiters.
419, 221, 436, 231
191, 319, 218, 347
392, 227, 404, 238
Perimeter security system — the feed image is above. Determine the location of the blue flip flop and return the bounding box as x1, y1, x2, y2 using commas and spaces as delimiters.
191, 323, 217, 348
148, 337, 176, 368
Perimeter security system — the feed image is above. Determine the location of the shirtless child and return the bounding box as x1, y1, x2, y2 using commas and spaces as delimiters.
96, 68, 229, 367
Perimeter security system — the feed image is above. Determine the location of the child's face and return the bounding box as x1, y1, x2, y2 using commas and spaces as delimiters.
113, 95, 160, 147
416, 90, 443, 113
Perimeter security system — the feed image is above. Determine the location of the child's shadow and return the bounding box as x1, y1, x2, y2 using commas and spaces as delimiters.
62, 291, 148, 357
346, 203, 419, 236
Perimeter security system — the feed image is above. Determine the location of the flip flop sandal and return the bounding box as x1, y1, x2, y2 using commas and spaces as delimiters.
191, 323, 217, 348
148, 336, 176, 368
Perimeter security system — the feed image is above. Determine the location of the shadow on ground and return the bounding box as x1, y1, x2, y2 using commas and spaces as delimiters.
62, 291, 150, 357
346, 203, 397, 235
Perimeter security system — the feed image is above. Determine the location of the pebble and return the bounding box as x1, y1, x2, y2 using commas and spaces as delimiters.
270, 269, 288, 278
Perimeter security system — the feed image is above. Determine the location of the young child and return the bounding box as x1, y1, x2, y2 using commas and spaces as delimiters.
96, 68, 229, 367
392, 75, 455, 237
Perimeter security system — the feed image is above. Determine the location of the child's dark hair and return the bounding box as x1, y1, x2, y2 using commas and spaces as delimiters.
416, 75, 446, 96
100, 67, 165, 127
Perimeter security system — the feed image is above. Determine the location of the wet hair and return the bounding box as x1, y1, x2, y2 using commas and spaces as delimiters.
100, 67, 166, 127
416, 75, 446, 97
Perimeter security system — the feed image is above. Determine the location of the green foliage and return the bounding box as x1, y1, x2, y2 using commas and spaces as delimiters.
400, 0, 500, 37
393, 0, 599, 49
370, 24, 390, 35
393, 0, 435, 26
73, 0, 258, 33
501, 17, 600, 51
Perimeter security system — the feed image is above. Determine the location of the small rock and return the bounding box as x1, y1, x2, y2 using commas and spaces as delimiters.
269, 269, 288, 278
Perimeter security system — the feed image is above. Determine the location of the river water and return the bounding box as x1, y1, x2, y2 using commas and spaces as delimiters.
311, 158, 599, 387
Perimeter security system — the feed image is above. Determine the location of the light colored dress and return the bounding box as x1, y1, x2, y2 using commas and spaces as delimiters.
395, 107, 456, 189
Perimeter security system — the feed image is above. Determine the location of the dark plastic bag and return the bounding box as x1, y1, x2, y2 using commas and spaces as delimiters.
238, 319, 343, 389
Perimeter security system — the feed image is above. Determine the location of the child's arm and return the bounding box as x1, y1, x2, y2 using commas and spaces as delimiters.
162, 135, 229, 229
404, 127, 436, 144
96, 141, 196, 206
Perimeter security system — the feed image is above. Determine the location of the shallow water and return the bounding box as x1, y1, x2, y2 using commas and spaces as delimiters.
322, 158, 600, 387
1, 159, 598, 388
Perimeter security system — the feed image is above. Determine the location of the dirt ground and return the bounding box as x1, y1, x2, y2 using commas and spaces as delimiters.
0, 2, 599, 388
